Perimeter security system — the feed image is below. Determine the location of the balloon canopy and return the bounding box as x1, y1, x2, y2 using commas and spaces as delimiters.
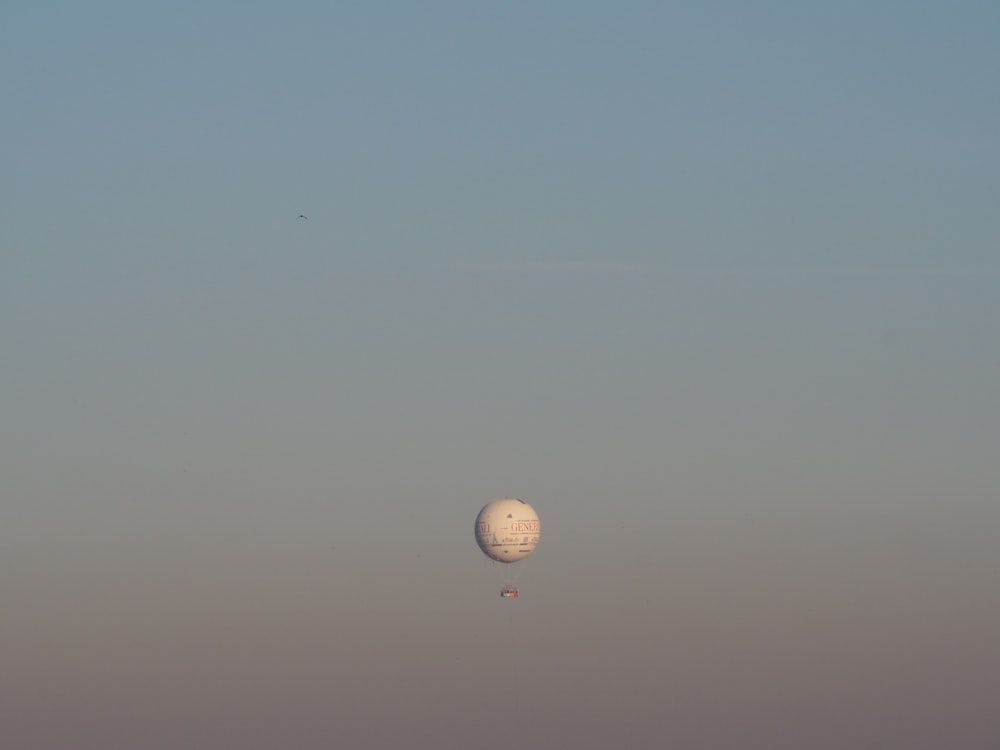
474, 498, 541, 564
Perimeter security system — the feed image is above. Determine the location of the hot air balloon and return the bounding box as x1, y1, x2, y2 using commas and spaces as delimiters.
474, 498, 541, 598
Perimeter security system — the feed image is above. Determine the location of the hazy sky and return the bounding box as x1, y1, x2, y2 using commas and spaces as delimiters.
3, 2, 999, 748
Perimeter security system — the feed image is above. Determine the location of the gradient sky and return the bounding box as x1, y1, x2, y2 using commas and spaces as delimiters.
3, 2, 999, 748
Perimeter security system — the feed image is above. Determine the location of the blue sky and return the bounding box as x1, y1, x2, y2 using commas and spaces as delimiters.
3, 3, 999, 748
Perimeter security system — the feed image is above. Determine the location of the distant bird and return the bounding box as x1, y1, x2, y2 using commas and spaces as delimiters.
297, 214, 308, 220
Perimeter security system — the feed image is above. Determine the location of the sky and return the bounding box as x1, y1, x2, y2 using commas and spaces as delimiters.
2, 2, 999, 748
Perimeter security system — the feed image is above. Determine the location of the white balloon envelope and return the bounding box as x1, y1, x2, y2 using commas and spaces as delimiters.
475, 499, 540, 597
